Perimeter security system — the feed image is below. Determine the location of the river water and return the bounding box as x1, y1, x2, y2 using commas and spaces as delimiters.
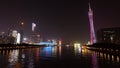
0, 45, 119, 68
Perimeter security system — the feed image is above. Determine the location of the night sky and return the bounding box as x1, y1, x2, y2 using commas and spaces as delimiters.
0, 0, 120, 44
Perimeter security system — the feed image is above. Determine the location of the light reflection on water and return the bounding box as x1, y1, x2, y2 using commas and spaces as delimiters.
0, 45, 119, 68
91, 52, 98, 68
8, 50, 19, 68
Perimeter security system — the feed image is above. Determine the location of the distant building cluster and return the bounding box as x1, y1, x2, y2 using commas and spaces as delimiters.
97, 27, 120, 44
0, 30, 21, 44
0, 21, 63, 45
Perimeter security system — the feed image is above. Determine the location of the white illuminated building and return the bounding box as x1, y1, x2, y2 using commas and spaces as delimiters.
11, 30, 21, 44
12, 30, 18, 44
58, 40, 62, 45
12, 30, 18, 38
32, 23, 36, 32
52, 40, 57, 45
16, 33, 21, 44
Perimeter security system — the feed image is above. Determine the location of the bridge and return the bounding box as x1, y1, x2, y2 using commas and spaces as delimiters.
38, 42, 55, 46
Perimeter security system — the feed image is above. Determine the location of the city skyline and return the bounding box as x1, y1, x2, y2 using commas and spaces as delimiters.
0, 0, 120, 44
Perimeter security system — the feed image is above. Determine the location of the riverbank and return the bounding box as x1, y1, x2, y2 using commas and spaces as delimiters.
0, 43, 46, 50
86, 43, 120, 56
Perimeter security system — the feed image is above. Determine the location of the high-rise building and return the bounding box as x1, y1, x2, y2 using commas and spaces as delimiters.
12, 30, 21, 44
32, 23, 36, 32
97, 27, 120, 44
12, 30, 18, 38
20, 22, 24, 43
88, 3, 96, 44
16, 33, 21, 44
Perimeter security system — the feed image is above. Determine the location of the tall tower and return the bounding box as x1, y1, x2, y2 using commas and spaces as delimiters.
20, 22, 24, 43
88, 3, 96, 44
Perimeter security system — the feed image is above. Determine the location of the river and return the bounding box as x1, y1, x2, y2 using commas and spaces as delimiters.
0, 45, 119, 68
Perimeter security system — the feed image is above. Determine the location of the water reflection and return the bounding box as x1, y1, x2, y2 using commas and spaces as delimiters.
73, 45, 120, 67
74, 44, 82, 56
40, 46, 53, 58
26, 49, 35, 68
91, 52, 99, 68
58, 45, 62, 58
99, 52, 120, 63
8, 50, 20, 68
0, 45, 119, 68
40, 46, 58, 59
8, 50, 19, 63
36, 48, 40, 63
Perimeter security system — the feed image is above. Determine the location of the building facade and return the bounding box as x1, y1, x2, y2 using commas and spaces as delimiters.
97, 27, 120, 44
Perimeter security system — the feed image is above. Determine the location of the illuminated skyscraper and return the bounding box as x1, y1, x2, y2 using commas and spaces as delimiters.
88, 3, 96, 44
32, 23, 36, 32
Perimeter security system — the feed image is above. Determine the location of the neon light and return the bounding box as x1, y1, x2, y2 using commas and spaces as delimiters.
88, 3, 96, 44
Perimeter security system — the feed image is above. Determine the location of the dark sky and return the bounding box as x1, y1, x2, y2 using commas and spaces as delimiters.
0, 0, 120, 44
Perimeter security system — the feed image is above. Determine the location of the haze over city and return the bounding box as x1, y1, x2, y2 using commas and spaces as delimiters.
0, 0, 120, 44
0, 0, 120, 68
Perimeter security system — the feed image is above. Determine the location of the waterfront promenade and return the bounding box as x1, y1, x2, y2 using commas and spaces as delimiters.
86, 43, 120, 56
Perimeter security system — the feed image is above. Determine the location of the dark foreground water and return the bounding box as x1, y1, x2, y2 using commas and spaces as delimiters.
0, 45, 120, 68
